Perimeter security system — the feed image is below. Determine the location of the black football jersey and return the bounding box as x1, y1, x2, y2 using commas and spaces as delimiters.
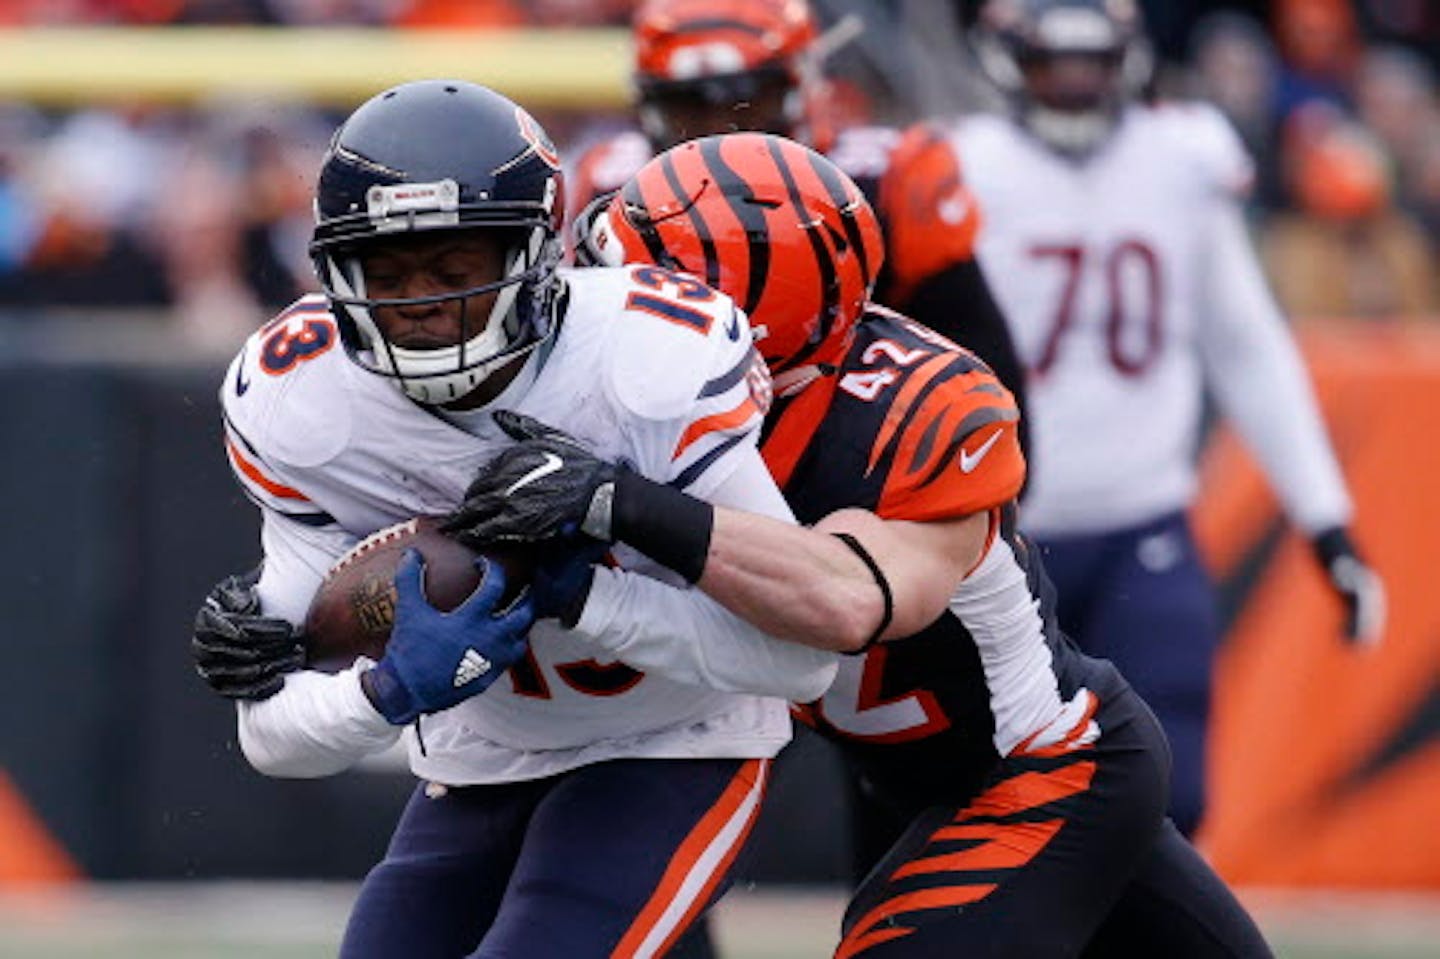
762, 309, 1116, 804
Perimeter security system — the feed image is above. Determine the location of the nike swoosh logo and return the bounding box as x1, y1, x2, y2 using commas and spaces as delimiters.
959, 429, 1003, 473
505, 452, 564, 496
725, 309, 741, 341
234, 346, 251, 396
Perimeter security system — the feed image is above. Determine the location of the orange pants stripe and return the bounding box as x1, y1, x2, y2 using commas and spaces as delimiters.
612, 757, 770, 958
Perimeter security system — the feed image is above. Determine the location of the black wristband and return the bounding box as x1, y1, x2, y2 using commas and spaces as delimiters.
832, 532, 894, 654
611, 469, 714, 583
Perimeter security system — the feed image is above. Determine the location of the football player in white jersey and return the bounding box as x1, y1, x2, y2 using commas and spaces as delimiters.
190, 80, 836, 958
952, 0, 1385, 836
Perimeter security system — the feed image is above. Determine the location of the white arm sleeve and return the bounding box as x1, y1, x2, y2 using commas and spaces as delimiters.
235, 512, 401, 778
237, 658, 400, 778
572, 452, 839, 702
1199, 201, 1353, 534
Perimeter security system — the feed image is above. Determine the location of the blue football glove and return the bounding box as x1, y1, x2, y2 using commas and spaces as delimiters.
531, 540, 611, 627
363, 549, 535, 726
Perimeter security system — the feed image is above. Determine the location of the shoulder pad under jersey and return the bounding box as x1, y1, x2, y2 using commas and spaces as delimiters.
220, 295, 353, 518
566, 266, 770, 493
1146, 101, 1255, 200
855, 310, 1024, 521
947, 111, 1014, 154
875, 121, 983, 302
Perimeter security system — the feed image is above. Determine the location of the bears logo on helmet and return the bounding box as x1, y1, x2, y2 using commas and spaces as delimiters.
516, 107, 562, 171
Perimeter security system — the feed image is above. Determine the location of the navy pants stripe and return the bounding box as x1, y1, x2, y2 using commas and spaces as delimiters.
339, 756, 769, 959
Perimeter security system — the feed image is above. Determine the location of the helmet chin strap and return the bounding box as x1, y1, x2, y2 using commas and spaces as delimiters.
388, 319, 511, 405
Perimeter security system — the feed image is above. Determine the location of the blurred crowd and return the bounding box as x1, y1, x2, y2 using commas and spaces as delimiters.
1182, 1, 1440, 321
0, 0, 1438, 351
0, 0, 635, 28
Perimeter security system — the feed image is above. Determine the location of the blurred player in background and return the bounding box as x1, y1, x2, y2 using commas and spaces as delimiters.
952, 0, 1386, 836
189, 79, 837, 958
448, 132, 1272, 957
569, 0, 1029, 424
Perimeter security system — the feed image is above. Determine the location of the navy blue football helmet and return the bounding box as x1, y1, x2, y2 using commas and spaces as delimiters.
972, 0, 1153, 157
310, 79, 565, 404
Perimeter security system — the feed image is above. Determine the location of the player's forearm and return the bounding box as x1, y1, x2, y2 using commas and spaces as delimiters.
1210, 332, 1350, 532
699, 507, 889, 652
237, 662, 401, 778
574, 567, 838, 701
600, 451, 880, 649
612, 492, 976, 652
602, 456, 973, 652
1202, 204, 1352, 532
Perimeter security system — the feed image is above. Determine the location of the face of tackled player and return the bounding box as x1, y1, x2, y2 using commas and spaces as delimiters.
357, 229, 521, 410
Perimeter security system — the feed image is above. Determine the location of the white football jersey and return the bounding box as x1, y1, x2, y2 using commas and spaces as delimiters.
221, 265, 790, 784
951, 103, 1256, 535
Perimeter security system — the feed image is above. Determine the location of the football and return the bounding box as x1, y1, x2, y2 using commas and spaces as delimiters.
303, 516, 532, 671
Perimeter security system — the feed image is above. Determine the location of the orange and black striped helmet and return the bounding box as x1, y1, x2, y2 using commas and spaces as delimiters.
605, 132, 884, 372
632, 0, 830, 150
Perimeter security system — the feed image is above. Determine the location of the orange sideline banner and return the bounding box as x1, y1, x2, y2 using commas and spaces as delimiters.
1194, 321, 1440, 888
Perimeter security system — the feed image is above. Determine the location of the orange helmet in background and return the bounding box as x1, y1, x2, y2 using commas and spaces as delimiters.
631, 0, 834, 151
1294, 122, 1390, 221
600, 132, 884, 373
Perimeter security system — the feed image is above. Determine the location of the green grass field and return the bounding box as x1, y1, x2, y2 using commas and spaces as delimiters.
0, 884, 1435, 958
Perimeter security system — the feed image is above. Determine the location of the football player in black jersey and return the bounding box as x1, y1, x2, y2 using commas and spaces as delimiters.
447, 133, 1273, 957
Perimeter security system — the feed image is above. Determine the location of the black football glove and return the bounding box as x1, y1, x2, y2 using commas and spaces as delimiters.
442, 410, 621, 549
1311, 527, 1386, 647
192, 565, 306, 701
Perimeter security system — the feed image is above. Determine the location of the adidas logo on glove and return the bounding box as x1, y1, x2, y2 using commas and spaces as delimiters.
453, 648, 493, 687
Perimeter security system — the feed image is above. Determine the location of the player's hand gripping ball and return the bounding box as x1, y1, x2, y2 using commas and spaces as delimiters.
304, 517, 534, 670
